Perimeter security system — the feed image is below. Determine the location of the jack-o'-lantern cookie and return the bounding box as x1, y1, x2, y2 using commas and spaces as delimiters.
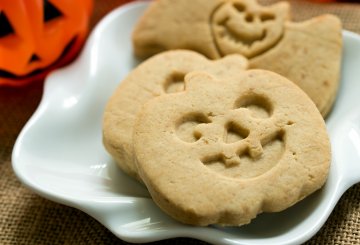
134, 70, 330, 226
103, 50, 248, 181
132, 0, 342, 117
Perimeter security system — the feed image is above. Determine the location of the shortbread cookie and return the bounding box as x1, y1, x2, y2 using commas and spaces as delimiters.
132, 0, 342, 117
134, 70, 331, 226
103, 50, 248, 181
250, 15, 342, 117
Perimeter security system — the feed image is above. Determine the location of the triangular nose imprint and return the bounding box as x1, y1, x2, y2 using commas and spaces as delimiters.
29, 54, 41, 63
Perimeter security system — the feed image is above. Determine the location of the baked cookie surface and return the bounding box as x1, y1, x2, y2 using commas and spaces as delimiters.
132, 0, 342, 117
134, 70, 331, 226
250, 14, 342, 117
102, 50, 248, 181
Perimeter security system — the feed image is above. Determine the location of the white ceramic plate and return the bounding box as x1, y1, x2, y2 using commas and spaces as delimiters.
12, 1, 360, 245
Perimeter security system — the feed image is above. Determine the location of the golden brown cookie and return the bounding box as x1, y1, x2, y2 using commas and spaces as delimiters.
134, 70, 331, 226
102, 50, 248, 181
250, 14, 342, 117
132, 0, 342, 117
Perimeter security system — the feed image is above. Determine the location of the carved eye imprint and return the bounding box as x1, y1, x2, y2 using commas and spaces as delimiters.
245, 14, 254, 23
234, 93, 272, 118
260, 13, 275, 22
0, 12, 15, 38
176, 113, 211, 143
43, 0, 63, 22
233, 3, 246, 12
164, 72, 186, 94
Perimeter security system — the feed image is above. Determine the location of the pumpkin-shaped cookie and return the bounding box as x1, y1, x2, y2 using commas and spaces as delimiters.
103, 50, 248, 181
134, 70, 330, 226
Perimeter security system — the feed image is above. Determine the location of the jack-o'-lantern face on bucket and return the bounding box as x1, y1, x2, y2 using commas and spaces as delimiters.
0, 0, 92, 86
211, 0, 289, 58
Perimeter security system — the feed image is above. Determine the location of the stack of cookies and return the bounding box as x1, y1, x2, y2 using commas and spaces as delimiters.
102, 0, 341, 226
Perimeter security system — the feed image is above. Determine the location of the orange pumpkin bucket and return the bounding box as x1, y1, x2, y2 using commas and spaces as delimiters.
0, 0, 93, 87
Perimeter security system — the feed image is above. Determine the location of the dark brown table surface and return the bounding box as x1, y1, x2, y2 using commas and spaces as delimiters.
1, 0, 360, 244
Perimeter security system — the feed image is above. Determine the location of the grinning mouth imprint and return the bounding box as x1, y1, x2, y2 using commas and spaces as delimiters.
201, 129, 285, 179
0, 36, 77, 79
217, 18, 267, 47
